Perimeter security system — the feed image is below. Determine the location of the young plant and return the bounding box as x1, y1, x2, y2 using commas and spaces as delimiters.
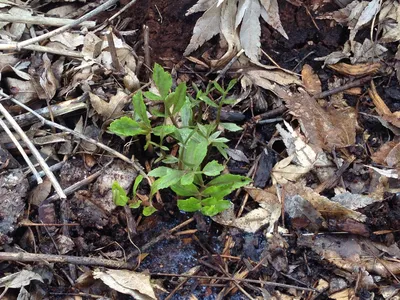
109, 63, 250, 216
112, 175, 157, 216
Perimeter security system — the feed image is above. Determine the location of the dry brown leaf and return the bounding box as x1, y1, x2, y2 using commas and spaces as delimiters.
328, 62, 381, 76
283, 88, 357, 151
93, 268, 156, 300
301, 64, 321, 95
271, 155, 311, 185
299, 235, 400, 278
284, 181, 367, 222
89, 90, 129, 120
212, 187, 281, 233
372, 140, 400, 167
8, 7, 31, 41
28, 178, 52, 207
40, 54, 58, 100
368, 80, 400, 128
184, 2, 222, 56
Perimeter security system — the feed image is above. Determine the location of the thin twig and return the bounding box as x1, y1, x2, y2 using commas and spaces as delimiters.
313, 75, 373, 99
0, 101, 65, 199
0, 14, 96, 28
0, 0, 119, 51
0, 91, 149, 181
0, 252, 135, 270
45, 167, 105, 202
23, 44, 83, 58
151, 273, 317, 292
0, 117, 42, 183
108, 0, 138, 22
104, 27, 122, 72
143, 24, 151, 71
215, 49, 245, 82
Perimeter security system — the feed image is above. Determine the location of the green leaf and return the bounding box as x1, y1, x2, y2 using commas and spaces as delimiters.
162, 155, 179, 164
226, 79, 237, 92
153, 63, 172, 99
212, 137, 230, 143
148, 166, 172, 177
220, 123, 242, 132
203, 174, 252, 198
199, 95, 218, 108
151, 169, 183, 196
203, 160, 224, 176
207, 174, 251, 187
152, 125, 176, 137
202, 184, 234, 198
177, 197, 202, 212
213, 81, 224, 94
171, 182, 199, 197
109, 117, 148, 137
215, 143, 228, 159
181, 131, 208, 169
221, 98, 237, 105
149, 107, 165, 117
129, 200, 142, 209
143, 206, 157, 216
112, 181, 129, 206
132, 91, 150, 126
201, 199, 231, 216
180, 100, 193, 127
143, 91, 162, 101
132, 175, 143, 197
181, 172, 195, 185
172, 83, 187, 114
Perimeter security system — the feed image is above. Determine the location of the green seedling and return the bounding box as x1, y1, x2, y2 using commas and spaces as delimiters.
110, 63, 251, 216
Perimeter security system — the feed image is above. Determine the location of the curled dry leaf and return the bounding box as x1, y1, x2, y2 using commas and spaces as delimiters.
93, 268, 156, 300
89, 90, 130, 120
0, 270, 43, 289
301, 64, 321, 95
368, 80, 400, 128
328, 62, 381, 77
212, 187, 281, 233
8, 7, 32, 41
272, 121, 332, 185
40, 54, 58, 100
284, 181, 367, 222
299, 235, 400, 277
371, 140, 400, 168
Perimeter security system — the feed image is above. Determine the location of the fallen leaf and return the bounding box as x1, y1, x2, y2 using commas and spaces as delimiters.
93, 268, 156, 300
283, 88, 357, 151
301, 64, 321, 95
89, 90, 130, 120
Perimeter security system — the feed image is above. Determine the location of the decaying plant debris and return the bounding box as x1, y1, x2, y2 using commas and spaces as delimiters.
0, 0, 400, 299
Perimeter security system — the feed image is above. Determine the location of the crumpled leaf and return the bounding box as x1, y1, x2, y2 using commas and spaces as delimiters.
272, 121, 333, 185
299, 235, 400, 277
0, 270, 43, 289
93, 268, 156, 300
50, 32, 85, 50
283, 88, 357, 151
89, 89, 130, 120
212, 187, 281, 233
40, 53, 58, 100
284, 181, 367, 222
241, 65, 302, 94
8, 7, 32, 41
